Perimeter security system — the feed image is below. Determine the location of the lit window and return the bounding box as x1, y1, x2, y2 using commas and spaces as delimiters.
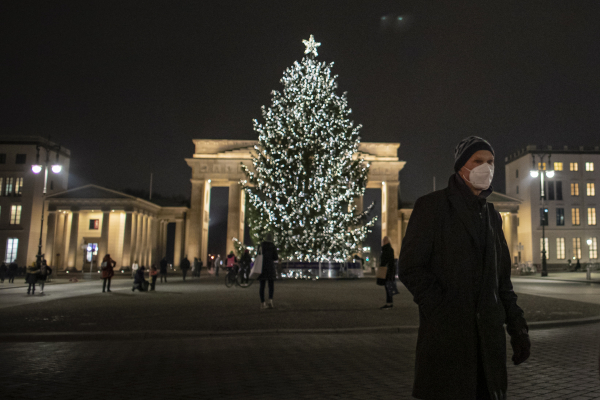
538, 162, 547, 171
570, 183, 579, 196
10, 205, 22, 225
0, 177, 3, 196
89, 219, 99, 230
556, 238, 565, 259
573, 238, 582, 259
540, 238, 550, 260
14, 177, 23, 196
590, 238, 598, 259
586, 162, 595, 172
554, 162, 563, 171
570, 162, 579, 171
5, 238, 18, 263
5, 177, 13, 195
589, 208, 597, 226
572, 208, 580, 226
587, 183, 596, 196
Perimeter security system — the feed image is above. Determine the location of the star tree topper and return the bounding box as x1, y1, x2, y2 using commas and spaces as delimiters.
302, 34, 321, 57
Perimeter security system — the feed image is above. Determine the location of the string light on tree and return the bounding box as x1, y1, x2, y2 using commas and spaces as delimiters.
239, 35, 375, 262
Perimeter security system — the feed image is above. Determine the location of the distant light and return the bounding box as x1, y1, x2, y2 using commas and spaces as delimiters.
530, 170, 539, 178
588, 239, 593, 245
545, 170, 555, 178
398, 17, 403, 20
208, 179, 211, 183
51, 164, 62, 174
97, 271, 100, 273
381, 16, 387, 20
121, 270, 124, 273
32, 165, 42, 174
66, 270, 69, 273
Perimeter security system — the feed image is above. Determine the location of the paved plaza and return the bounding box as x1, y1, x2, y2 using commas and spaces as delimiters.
0, 274, 599, 399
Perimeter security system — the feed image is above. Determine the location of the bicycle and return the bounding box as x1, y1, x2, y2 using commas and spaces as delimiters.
224, 264, 254, 288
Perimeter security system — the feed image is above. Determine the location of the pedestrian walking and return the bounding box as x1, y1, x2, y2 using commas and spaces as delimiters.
258, 233, 279, 309
101, 254, 116, 293
214, 254, 221, 277
8, 262, 17, 283
26, 264, 40, 295
159, 257, 168, 282
378, 236, 396, 310
0, 262, 7, 283
240, 249, 252, 284
180, 256, 190, 281
132, 266, 148, 291
193, 257, 202, 277
149, 265, 158, 290
38, 260, 52, 294
398, 136, 530, 400
131, 260, 139, 278
574, 259, 581, 272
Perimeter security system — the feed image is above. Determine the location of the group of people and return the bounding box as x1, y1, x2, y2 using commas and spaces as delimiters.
0, 262, 20, 284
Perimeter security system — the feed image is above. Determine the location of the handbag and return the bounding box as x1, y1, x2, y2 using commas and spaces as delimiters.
249, 246, 263, 279
376, 266, 388, 279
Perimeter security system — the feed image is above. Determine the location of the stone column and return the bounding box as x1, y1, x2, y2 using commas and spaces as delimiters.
98, 211, 111, 258
226, 182, 244, 255
385, 181, 400, 255
129, 212, 138, 265
174, 219, 184, 267
44, 212, 57, 266
510, 212, 519, 264
121, 212, 133, 268
54, 213, 66, 270
146, 216, 154, 266
354, 195, 364, 215
187, 179, 211, 261
140, 214, 148, 265
66, 211, 80, 268
381, 182, 388, 239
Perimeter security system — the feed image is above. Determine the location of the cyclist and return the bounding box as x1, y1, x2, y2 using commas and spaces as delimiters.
226, 251, 238, 273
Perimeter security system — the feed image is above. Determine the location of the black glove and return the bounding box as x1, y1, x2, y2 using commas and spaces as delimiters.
510, 329, 531, 365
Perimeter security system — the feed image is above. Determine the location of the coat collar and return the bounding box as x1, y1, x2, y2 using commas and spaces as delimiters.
445, 175, 481, 245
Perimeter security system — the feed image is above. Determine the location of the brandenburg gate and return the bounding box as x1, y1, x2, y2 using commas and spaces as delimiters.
185, 139, 405, 261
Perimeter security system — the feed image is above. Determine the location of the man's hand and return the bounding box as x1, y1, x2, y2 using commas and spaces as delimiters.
510, 331, 531, 365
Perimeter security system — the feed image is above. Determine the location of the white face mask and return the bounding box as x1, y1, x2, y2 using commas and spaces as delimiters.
463, 163, 494, 190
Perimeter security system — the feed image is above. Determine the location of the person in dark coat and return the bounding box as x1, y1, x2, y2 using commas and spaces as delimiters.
149, 265, 158, 290
398, 136, 530, 400
180, 256, 191, 281
101, 254, 116, 293
159, 257, 168, 283
193, 257, 202, 277
258, 233, 279, 309
240, 249, 252, 284
132, 266, 148, 291
574, 259, 581, 272
38, 260, 52, 294
8, 262, 17, 283
0, 262, 7, 283
379, 236, 396, 310
26, 264, 40, 295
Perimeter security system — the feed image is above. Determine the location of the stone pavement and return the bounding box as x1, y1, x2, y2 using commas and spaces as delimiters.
515, 272, 600, 284
0, 322, 598, 399
2, 277, 600, 335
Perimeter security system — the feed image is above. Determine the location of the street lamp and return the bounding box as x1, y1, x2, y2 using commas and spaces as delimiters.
32, 142, 62, 269
530, 154, 554, 277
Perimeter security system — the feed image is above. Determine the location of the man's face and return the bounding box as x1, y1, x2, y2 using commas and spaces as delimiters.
459, 150, 494, 189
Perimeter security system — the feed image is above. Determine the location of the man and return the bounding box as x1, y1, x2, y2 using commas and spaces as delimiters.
131, 260, 139, 278
159, 257, 168, 283
180, 256, 190, 281
398, 136, 530, 400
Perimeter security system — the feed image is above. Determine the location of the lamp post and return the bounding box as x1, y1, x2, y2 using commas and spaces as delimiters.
31, 143, 62, 269
530, 154, 554, 277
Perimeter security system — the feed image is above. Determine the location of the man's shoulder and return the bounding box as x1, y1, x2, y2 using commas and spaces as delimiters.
414, 189, 447, 208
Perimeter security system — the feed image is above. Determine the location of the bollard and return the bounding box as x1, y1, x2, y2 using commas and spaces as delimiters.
587, 265, 592, 280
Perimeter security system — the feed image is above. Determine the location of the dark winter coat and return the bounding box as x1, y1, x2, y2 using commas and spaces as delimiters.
180, 258, 190, 271
258, 241, 279, 281
380, 243, 395, 281
240, 252, 252, 268
398, 175, 528, 400
101, 256, 115, 279
159, 258, 168, 273
134, 269, 146, 284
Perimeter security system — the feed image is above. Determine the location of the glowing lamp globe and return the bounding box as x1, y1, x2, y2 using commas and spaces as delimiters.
529, 170, 539, 178
51, 164, 62, 173
32, 164, 43, 174
545, 170, 555, 178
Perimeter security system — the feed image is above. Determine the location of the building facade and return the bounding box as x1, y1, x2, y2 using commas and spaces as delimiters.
505, 145, 600, 268
0, 136, 70, 266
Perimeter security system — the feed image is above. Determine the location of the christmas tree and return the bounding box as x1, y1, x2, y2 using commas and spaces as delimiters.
241, 35, 375, 262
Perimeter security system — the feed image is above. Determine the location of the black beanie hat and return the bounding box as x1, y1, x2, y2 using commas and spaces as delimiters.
453, 136, 495, 172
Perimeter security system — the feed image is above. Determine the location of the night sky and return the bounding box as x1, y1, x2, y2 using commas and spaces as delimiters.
2, 1, 599, 204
